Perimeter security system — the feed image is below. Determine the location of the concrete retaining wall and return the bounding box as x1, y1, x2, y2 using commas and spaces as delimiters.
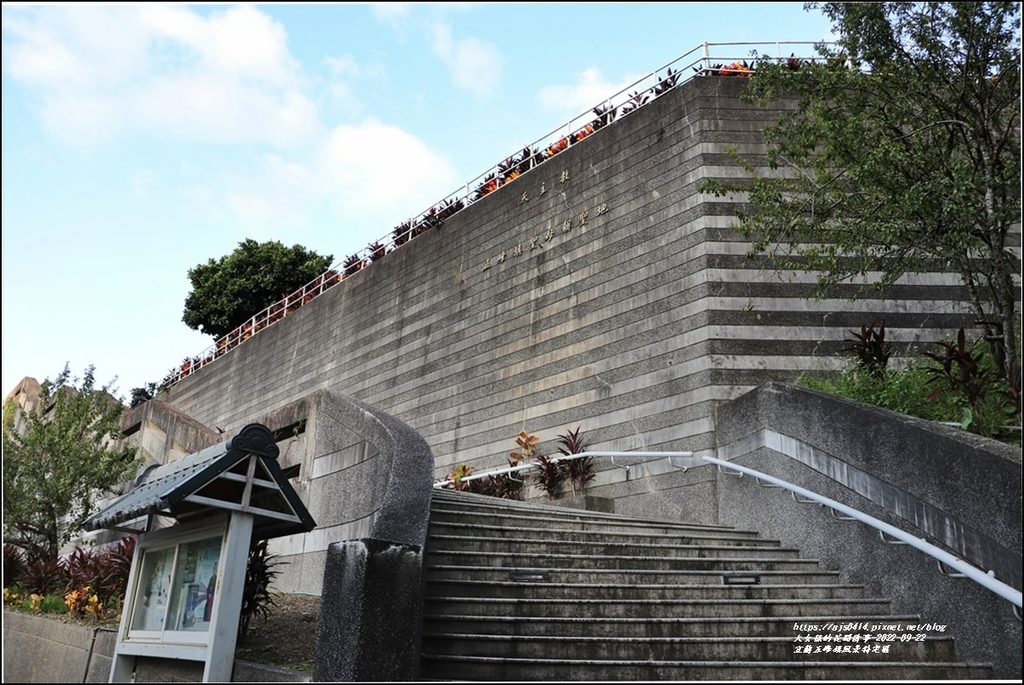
154, 75, 974, 485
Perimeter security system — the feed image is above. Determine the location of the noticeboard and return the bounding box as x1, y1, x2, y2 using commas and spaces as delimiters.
126, 529, 223, 643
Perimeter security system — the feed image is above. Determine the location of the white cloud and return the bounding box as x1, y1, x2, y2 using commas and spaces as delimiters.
430, 23, 501, 96
3, 4, 317, 149
130, 169, 159, 200
320, 119, 459, 220
323, 53, 389, 113
219, 154, 322, 233
370, 2, 413, 28
536, 67, 640, 120
3, 5, 151, 88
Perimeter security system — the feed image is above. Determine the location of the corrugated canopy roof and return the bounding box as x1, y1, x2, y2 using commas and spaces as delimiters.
84, 423, 315, 540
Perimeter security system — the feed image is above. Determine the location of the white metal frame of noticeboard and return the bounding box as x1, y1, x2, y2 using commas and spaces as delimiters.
109, 512, 253, 683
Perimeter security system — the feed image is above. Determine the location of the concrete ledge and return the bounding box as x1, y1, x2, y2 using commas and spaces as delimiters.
3, 610, 311, 683
717, 382, 1022, 581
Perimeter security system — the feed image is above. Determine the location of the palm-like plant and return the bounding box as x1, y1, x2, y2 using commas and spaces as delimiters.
473, 173, 500, 200
392, 221, 414, 247
367, 242, 387, 262
618, 90, 650, 116
653, 67, 680, 95
556, 426, 594, 495
532, 454, 566, 500
342, 254, 363, 277
591, 104, 617, 130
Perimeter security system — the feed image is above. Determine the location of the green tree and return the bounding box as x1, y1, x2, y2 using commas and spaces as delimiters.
182, 239, 333, 339
2, 364, 139, 559
700, 2, 1021, 385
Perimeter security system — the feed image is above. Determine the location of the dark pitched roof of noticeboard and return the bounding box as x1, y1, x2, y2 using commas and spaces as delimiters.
83, 423, 315, 540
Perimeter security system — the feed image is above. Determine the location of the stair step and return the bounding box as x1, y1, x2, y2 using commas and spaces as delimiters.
426, 534, 801, 559
421, 633, 961, 662
421, 490, 984, 681
425, 597, 893, 619
429, 505, 761, 538
428, 520, 785, 547
424, 564, 845, 586
425, 580, 867, 601
426, 549, 825, 572
419, 654, 994, 681
423, 614, 922, 639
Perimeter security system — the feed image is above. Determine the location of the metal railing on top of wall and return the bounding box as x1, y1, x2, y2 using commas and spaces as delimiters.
161, 40, 831, 390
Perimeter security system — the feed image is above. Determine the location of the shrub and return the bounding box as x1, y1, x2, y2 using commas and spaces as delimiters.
923, 327, 1006, 437
443, 464, 475, 491
800, 324, 1019, 441
531, 454, 566, 500
20, 554, 67, 597
557, 426, 595, 496
847, 320, 891, 378
4, 544, 25, 589
467, 459, 523, 500
239, 538, 282, 639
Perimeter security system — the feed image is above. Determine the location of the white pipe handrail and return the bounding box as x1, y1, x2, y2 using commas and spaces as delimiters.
433, 450, 695, 488
702, 456, 1023, 610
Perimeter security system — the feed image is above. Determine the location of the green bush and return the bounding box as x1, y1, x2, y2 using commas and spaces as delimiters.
800, 363, 960, 423
800, 330, 1020, 443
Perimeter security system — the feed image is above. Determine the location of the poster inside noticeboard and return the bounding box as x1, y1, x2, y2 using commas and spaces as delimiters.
129, 546, 175, 632
169, 535, 222, 632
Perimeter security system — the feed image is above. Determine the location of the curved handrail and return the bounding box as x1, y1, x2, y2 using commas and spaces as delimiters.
160, 40, 831, 391
432, 450, 695, 488
703, 456, 1023, 610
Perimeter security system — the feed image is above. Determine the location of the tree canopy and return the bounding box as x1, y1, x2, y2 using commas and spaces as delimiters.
182, 239, 334, 339
700, 1, 1021, 383
2, 364, 140, 558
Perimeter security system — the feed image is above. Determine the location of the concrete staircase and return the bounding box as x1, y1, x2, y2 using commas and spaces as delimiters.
419, 488, 993, 681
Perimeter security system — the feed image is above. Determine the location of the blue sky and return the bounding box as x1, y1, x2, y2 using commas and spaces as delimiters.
2, 3, 834, 400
